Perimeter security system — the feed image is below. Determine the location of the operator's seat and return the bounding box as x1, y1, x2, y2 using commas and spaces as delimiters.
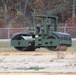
36, 24, 42, 33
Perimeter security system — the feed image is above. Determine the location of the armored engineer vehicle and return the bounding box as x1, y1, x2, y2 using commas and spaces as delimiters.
11, 15, 72, 51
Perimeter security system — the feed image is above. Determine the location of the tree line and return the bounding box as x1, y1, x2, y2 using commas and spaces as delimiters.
0, 0, 76, 28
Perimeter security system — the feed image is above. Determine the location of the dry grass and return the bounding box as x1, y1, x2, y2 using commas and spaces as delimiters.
0, 40, 76, 51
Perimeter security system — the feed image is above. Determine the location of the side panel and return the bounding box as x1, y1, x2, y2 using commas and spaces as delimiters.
11, 40, 29, 47
42, 39, 60, 46
60, 40, 72, 46
35, 35, 43, 46
35, 35, 60, 47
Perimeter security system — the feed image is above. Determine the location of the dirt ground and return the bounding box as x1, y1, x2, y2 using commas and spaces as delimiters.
0, 50, 76, 75
0, 72, 76, 75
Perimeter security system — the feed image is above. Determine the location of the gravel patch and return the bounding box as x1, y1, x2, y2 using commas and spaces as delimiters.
0, 52, 76, 72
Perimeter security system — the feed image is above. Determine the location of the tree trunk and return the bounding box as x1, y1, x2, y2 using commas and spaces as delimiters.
72, 0, 76, 18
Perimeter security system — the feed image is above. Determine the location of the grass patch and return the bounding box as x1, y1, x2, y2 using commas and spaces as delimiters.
16, 67, 44, 71
28, 66, 44, 70
72, 40, 76, 48
0, 41, 9, 48
0, 41, 14, 50
15, 68, 27, 70
33, 54, 42, 56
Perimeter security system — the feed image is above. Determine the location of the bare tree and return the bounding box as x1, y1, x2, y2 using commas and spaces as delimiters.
2, 0, 8, 26
24, 0, 29, 17
72, 0, 76, 18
